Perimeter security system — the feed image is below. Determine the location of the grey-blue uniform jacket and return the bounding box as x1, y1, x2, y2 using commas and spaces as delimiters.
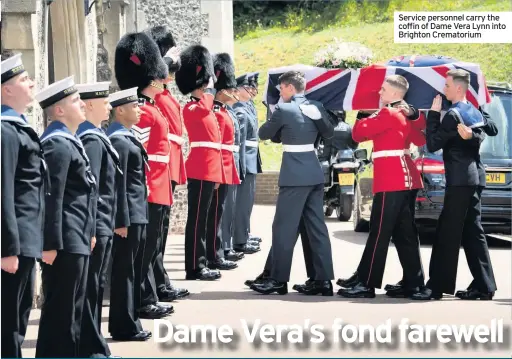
77, 120, 122, 237
40, 121, 97, 255
259, 94, 334, 187
1, 105, 48, 259
233, 101, 262, 174
227, 105, 246, 181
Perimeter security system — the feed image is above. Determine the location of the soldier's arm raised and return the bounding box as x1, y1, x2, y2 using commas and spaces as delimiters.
1, 125, 21, 257
42, 138, 71, 251
259, 106, 284, 140
352, 107, 394, 143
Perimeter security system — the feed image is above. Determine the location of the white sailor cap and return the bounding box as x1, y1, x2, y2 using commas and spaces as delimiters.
35, 76, 78, 109
76, 81, 111, 100
1, 53, 25, 84
109, 87, 139, 108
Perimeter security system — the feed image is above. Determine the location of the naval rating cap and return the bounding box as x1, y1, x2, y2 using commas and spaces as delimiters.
35, 76, 78, 109
76, 81, 111, 100
1, 53, 26, 84
109, 87, 139, 108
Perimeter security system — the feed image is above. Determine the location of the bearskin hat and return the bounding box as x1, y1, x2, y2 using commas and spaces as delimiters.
175, 45, 216, 95
143, 25, 181, 73
114, 32, 168, 91
213, 53, 236, 91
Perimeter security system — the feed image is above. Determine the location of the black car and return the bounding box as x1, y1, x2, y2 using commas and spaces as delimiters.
352, 83, 512, 235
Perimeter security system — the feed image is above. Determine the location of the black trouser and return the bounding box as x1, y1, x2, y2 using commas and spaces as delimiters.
206, 184, 229, 263
1, 256, 35, 358
233, 173, 256, 246
141, 203, 167, 306
357, 190, 424, 289
36, 252, 89, 358
79, 236, 112, 357
427, 186, 497, 294
108, 224, 145, 338
263, 217, 314, 278
185, 179, 216, 273
153, 181, 177, 293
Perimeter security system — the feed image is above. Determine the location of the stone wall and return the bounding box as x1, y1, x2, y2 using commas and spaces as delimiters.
255, 171, 280, 205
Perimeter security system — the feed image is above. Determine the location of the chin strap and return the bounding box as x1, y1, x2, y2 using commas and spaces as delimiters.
149, 80, 165, 90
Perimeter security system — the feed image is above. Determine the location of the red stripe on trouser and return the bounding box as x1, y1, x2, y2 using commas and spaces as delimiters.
193, 181, 203, 269
367, 192, 386, 284
213, 190, 219, 255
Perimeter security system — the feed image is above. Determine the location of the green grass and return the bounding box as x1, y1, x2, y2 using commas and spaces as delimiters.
234, 0, 512, 170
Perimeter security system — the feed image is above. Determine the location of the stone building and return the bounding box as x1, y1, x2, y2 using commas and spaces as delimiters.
1, 0, 233, 307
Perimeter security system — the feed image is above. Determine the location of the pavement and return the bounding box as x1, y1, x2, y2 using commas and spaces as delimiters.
22, 205, 511, 357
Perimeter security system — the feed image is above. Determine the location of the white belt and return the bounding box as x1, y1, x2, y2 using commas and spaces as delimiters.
190, 141, 222, 150
283, 144, 315, 153
221, 144, 240, 152
168, 133, 185, 146
147, 154, 169, 163
372, 149, 410, 159
245, 140, 258, 148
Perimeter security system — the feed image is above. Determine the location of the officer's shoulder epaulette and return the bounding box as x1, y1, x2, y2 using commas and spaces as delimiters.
299, 103, 322, 120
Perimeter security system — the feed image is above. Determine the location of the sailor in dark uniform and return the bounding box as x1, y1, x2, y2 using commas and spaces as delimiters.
232, 74, 262, 254
249, 71, 335, 295
106, 88, 155, 341
75, 82, 119, 357
1, 52, 45, 358
35, 76, 97, 357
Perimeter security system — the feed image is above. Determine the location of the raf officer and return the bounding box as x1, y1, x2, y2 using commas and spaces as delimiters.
35, 76, 97, 357
1, 52, 45, 358
76, 82, 119, 357
250, 71, 335, 295
106, 87, 154, 341
232, 74, 262, 254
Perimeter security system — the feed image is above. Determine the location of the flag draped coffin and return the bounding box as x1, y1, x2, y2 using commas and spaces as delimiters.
263, 58, 491, 117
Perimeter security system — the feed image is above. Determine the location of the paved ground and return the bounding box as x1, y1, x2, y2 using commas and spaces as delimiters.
23, 205, 511, 357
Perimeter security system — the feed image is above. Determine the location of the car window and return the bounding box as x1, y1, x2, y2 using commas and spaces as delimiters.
481, 92, 511, 159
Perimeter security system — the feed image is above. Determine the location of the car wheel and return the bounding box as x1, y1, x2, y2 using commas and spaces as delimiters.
353, 182, 369, 232
337, 194, 352, 221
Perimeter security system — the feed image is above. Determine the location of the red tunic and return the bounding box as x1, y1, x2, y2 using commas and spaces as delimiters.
352, 107, 425, 194
182, 93, 224, 183
133, 97, 173, 206
155, 89, 187, 185
214, 101, 241, 185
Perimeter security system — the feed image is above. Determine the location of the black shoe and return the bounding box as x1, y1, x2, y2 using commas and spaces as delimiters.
247, 239, 261, 247
185, 268, 221, 281
245, 271, 269, 287
410, 286, 443, 300
455, 288, 494, 300
166, 283, 190, 298
111, 330, 151, 342
455, 281, 475, 297
224, 249, 244, 261
138, 304, 169, 319
250, 278, 288, 295
292, 278, 314, 293
234, 244, 260, 254
208, 258, 238, 270
249, 235, 262, 242
156, 303, 174, 314
336, 271, 359, 288
300, 280, 334, 296
157, 288, 178, 302
386, 285, 422, 298
384, 279, 404, 292
337, 282, 376, 298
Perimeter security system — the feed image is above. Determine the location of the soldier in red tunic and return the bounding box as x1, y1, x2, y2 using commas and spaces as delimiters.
338, 75, 427, 299
175, 45, 223, 281
114, 31, 172, 319
204, 53, 241, 271
144, 26, 190, 301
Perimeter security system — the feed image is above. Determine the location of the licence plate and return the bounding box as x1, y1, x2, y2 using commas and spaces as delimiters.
338, 173, 355, 186
486, 172, 506, 184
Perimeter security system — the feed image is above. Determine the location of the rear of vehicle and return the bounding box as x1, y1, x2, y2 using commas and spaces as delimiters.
414, 84, 512, 234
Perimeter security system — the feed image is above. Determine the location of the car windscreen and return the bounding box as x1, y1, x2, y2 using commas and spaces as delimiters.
480, 91, 511, 159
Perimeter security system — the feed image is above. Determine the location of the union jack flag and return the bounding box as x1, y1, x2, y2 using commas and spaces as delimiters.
263, 56, 492, 118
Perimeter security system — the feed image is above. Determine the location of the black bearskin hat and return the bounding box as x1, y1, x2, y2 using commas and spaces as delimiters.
175, 45, 216, 95
213, 53, 236, 91
114, 32, 168, 91
143, 25, 181, 73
